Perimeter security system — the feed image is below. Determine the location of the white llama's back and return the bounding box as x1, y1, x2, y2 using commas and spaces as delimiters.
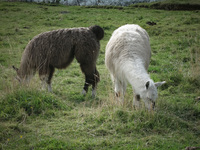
105, 24, 151, 77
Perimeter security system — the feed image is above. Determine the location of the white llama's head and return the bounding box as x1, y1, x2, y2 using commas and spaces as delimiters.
142, 80, 166, 110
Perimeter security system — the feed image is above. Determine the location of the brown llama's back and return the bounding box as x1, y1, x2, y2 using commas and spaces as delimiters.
24, 26, 101, 70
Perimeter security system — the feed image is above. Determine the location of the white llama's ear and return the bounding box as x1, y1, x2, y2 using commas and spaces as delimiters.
155, 81, 166, 88
12, 66, 18, 71
145, 81, 150, 89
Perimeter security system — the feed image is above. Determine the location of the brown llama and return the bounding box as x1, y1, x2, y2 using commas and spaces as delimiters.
13, 25, 104, 97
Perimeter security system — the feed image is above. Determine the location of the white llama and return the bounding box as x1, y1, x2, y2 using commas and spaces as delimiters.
105, 24, 165, 110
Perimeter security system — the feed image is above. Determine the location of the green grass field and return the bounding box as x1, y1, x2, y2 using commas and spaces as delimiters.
0, 1, 200, 149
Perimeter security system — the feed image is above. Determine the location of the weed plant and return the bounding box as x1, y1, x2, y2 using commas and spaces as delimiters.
0, 1, 200, 149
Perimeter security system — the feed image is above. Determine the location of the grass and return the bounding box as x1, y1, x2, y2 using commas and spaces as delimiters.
0, 1, 200, 149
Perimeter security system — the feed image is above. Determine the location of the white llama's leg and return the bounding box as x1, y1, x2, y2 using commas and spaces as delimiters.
114, 78, 126, 103
121, 82, 127, 100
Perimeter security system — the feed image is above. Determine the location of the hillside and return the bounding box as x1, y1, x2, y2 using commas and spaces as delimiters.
131, 0, 200, 10
0, 1, 200, 149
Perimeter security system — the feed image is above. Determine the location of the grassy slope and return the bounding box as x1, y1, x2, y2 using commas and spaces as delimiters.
159, 0, 200, 5
131, 0, 200, 10
0, 1, 200, 149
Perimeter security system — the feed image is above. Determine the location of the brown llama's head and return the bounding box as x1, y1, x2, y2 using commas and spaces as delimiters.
13, 65, 34, 83
13, 65, 22, 82
12, 65, 29, 83
89, 25, 104, 41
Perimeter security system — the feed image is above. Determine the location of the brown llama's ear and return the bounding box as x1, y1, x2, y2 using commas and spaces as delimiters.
12, 65, 18, 71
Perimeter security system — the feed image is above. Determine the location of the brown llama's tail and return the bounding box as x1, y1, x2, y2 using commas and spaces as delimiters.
89, 25, 104, 41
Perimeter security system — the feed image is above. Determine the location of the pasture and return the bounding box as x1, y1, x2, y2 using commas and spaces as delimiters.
0, 1, 200, 149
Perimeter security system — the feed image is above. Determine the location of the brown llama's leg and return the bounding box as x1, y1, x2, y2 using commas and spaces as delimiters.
46, 65, 55, 92
39, 74, 48, 91
39, 65, 55, 92
92, 68, 100, 97
79, 64, 100, 97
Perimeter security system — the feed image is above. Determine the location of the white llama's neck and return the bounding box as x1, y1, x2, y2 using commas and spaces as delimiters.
124, 59, 150, 93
